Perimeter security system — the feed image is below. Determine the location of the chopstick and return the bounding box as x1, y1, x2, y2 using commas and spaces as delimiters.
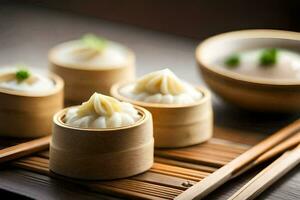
175, 119, 300, 200
232, 131, 300, 178
0, 136, 50, 164
228, 144, 300, 200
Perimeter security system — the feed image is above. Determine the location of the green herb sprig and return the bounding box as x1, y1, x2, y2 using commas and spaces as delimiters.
16, 69, 30, 82
81, 34, 107, 52
259, 48, 278, 67
225, 54, 240, 68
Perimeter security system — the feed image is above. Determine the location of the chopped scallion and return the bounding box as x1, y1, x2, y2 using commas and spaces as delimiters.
16, 69, 30, 81
259, 48, 278, 66
225, 54, 240, 68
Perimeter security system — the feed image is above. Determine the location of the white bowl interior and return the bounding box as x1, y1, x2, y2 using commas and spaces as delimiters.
198, 31, 300, 85
201, 37, 300, 66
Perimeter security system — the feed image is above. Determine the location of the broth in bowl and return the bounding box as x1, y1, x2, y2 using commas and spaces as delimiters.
218, 48, 300, 80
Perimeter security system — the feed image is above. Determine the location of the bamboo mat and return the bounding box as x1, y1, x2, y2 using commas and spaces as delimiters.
7, 137, 252, 200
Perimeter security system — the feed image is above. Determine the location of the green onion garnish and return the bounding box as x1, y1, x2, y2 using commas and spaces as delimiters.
225, 54, 240, 68
259, 48, 278, 67
81, 34, 107, 52
16, 69, 30, 82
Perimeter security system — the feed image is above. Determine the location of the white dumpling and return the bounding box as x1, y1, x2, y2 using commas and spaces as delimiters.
135, 92, 148, 101
65, 92, 140, 129
91, 117, 106, 128
121, 102, 139, 116
134, 68, 184, 95
107, 113, 122, 128
0, 68, 54, 92
121, 113, 135, 126
53, 34, 129, 69
161, 94, 174, 104
145, 94, 162, 103
120, 68, 203, 104
69, 116, 94, 128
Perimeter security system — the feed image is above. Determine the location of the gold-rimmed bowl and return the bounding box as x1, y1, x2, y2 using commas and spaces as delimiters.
196, 29, 300, 112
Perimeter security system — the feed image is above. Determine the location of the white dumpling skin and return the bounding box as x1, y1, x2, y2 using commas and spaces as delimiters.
91, 117, 106, 128
64, 93, 140, 129
120, 69, 203, 104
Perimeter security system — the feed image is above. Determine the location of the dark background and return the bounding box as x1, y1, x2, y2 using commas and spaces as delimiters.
7, 0, 300, 38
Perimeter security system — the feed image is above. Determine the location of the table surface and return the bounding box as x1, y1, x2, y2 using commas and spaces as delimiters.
0, 3, 299, 200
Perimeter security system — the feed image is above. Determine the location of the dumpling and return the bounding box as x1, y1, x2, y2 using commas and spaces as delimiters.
121, 68, 203, 104
65, 93, 140, 129
0, 67, 54, 92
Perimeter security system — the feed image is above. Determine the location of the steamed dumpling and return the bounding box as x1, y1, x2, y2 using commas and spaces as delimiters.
70, 34, 108, 61
52, 34, 129, 69
134, 68, 185, 95
0, 67, 54, 92
120, 69, 202, 104
65, 93, 140, 128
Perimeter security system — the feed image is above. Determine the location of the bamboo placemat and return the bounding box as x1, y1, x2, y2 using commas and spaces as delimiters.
8, 136, 252, 200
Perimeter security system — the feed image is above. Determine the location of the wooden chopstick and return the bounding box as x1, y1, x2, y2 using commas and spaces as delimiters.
232, 131, 300, 178
175, 119, 300, 200
228, 144, 300, 200
0, 136, 50, 164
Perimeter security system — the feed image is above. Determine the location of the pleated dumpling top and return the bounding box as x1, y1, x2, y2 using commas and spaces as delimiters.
65, 93, 141, 128
121, 68, 203, 104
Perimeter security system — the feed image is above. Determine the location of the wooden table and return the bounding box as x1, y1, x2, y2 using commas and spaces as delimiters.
0, 3, 299, 199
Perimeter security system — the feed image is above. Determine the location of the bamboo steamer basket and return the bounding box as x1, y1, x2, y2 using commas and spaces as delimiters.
48, 42, 135, 105
0, 73, 64, 138
50, 106, 154, 180
196, 29, 300, 112
111, 83, 213, 148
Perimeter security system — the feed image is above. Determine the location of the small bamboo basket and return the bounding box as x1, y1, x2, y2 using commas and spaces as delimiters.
48, 46, 135, 105
0, 73, 64, 138
111, 83, 213, 148
50, 106, 154, 180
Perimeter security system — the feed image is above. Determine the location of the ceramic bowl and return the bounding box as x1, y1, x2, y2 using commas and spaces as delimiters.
196, 29, 300, 112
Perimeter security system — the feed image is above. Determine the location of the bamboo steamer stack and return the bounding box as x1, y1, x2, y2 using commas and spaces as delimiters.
50, 106, 154, 180
111, 84, 213, 148
48, 36, 135, 105
0, 73, 64, 138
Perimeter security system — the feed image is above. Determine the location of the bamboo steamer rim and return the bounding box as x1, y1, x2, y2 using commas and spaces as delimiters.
54, 105, 151, 132
0, 72, 64, 97
48, 40, 135, 71
196, 29, 300, 86
110, 82, 211, 109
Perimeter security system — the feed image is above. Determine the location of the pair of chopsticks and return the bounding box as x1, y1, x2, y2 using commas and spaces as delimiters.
175, 119, 300, 200
0, 136, 50, 164
232, 131, 300, 178
228, 144, 300, 200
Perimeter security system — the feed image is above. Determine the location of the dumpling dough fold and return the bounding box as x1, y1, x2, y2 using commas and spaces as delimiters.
65, 93, 140, 129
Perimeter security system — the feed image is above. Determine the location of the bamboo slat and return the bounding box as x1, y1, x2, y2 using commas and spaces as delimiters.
176, 119, 300, 200
9, 136, 249, 199
3, 121, 299, 200
229, 144, 300, 200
